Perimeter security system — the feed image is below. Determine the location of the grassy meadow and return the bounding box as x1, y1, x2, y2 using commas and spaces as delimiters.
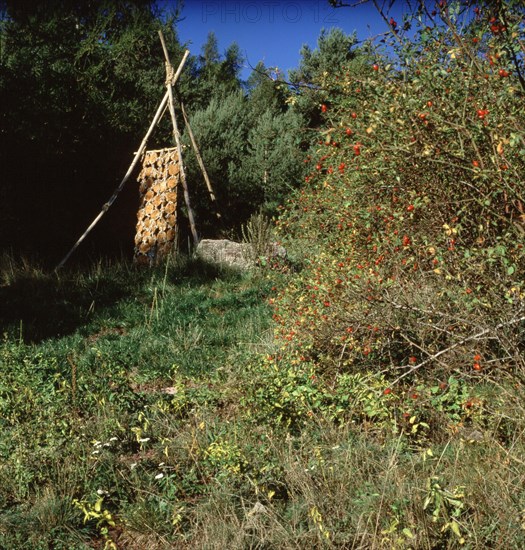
0, 252, 524, 549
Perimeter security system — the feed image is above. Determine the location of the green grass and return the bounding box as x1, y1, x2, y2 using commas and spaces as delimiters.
1, 255, 525, 549
0, 256, 276, 548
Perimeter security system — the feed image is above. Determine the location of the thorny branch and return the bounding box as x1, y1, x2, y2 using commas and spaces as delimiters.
389, 313, 525, 386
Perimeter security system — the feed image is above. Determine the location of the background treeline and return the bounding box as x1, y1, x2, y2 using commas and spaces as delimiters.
0, 0, 361, 263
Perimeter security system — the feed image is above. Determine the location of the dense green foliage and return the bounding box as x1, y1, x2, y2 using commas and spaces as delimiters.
288, 27, 366, 125
272, 0, 525, 394
183, 77, 305, 231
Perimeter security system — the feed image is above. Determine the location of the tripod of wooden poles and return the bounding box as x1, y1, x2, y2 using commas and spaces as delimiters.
56, 32, 219, 270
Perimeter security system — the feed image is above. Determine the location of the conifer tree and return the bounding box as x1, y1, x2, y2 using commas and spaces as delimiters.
288, 27, 363, 125
0, 0, 184, 256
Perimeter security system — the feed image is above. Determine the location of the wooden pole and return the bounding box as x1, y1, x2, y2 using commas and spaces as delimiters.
159, 31, 199, 247
55, 50, 190, 270
180, 100, 221, 222
170, 108, 199, 247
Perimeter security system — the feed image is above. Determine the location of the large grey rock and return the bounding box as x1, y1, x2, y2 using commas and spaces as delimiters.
196, 239, 286, 270
196, 239, 252, 269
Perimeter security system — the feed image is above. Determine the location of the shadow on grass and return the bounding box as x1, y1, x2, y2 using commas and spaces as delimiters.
0, 255, 246, 343
0, 271, 129, 343
167, 255, 246, 286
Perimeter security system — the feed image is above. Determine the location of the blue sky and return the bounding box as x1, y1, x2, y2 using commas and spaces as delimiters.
169, 0, 407, 80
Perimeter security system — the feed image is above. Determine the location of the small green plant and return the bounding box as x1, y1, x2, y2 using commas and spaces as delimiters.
204, 436, 247, 478
309, 505, 331, 542
73, 496, 117, 549
429, 378, 470, 419
241, 210, 275, 266
380, 515, 416, 548
423, 476, 468, 545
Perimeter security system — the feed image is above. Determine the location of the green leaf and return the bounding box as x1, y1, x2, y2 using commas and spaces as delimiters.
94, 498, 103, 513
450, 520, 462, 538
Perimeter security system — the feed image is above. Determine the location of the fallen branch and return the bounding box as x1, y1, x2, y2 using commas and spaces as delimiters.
391, 314, 525, 386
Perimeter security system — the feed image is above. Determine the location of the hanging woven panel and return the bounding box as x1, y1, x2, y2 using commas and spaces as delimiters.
134, 147, 180, 265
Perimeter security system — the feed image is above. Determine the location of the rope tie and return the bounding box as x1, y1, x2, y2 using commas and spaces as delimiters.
165, 63, 175, 86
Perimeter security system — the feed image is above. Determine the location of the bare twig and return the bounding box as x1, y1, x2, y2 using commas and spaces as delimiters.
391, 315, 525, 385
438, 5, 484, 75
371, 0, 405, 47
